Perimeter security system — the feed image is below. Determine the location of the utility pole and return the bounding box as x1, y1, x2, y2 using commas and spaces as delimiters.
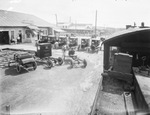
75, 21, 77, 35
95, 10, 97, 37
55, 14, 58, 26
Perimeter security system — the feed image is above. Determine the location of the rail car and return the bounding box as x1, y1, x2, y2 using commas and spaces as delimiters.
90, 28, 150, 115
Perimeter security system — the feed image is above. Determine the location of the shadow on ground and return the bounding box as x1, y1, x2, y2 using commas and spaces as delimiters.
4, 66, 28, 76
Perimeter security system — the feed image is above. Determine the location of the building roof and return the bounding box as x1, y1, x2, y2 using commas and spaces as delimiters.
103, 27, 150, 70
103, 27, 150, 45
68, 23, 92, 29
0, 10, 55, 28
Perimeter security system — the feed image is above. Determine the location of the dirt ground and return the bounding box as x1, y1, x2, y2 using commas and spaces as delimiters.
0, 49, 103, 115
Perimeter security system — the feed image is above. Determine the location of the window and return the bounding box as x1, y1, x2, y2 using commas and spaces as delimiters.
26, 30, 30, 38
44, 30, 48, 35
41, 29, 48, 35
109, 46, 118, 66
27, 33, 30, 38
11, 31, 14, 40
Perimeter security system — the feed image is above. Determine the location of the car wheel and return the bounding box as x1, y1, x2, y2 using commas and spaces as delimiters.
57, 57, 63, 65
82, 59, 87, 68
16, 64, 21, 73
33, 61, 37, 70
47, 60, 53, 68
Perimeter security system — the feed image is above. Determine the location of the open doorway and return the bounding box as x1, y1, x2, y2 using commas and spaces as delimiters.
18, 30, 22, 43
0, 31, 9, 44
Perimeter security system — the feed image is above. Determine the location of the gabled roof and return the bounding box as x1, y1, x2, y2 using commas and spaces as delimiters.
0, 10, 55, 28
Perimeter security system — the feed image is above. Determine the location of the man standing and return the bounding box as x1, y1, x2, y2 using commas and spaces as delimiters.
62, 45, 67, 60
17, 36, 20, 43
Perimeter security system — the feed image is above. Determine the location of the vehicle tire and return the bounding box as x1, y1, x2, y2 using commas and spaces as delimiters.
82, 59, 87, 68
57, 57, 63, 65
47, 60, 53, 68
32, 61, 37, 70
16, 64, 21, 73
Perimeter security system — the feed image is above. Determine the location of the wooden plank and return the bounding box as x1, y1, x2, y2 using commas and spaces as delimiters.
105, 70, 133, 84
123, 92, 135, 115
90, 76, 103, 115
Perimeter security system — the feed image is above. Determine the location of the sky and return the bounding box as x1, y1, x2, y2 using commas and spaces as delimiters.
0, 0, 150, 28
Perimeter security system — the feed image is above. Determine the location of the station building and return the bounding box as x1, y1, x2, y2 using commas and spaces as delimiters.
0, 10, 56, 44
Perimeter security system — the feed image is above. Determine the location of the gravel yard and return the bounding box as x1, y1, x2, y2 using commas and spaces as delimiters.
0, 48, 103, 115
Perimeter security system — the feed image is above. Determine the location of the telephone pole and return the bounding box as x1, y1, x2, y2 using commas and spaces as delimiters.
55, 14, 58, 26
95, 10, 97, 37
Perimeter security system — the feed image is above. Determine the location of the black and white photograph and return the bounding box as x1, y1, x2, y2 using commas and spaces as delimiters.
0, 0, 150, 115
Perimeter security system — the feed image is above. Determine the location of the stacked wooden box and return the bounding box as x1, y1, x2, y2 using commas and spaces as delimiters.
108, 53, 133, 84
113, 53, 133, 73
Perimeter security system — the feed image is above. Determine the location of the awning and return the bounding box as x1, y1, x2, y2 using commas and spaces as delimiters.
27, 25, 39, 30
32, 30, 38, 35
91, 37, 100, 40
48, 35, 56, 37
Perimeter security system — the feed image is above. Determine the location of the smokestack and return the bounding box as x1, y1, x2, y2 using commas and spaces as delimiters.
141, 22, 145, 28
126, 25, 131, 29
134, 22, 136, 27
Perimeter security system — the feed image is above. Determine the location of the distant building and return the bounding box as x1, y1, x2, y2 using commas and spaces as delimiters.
126, 22, 150, 29
57, 22, 71, 29
0, 10, 56, 44
57, 22, 94, 36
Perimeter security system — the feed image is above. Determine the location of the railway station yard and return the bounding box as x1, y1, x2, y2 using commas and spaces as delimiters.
0, 44, 103, 115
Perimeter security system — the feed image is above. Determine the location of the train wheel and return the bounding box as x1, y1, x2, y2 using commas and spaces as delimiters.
33, 61, 37, 70
16, 64, 21, 73
57, 57, 63, 65
81, 59, 87, 68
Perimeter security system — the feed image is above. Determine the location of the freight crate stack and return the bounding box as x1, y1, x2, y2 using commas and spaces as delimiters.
106, 53, 133, 84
